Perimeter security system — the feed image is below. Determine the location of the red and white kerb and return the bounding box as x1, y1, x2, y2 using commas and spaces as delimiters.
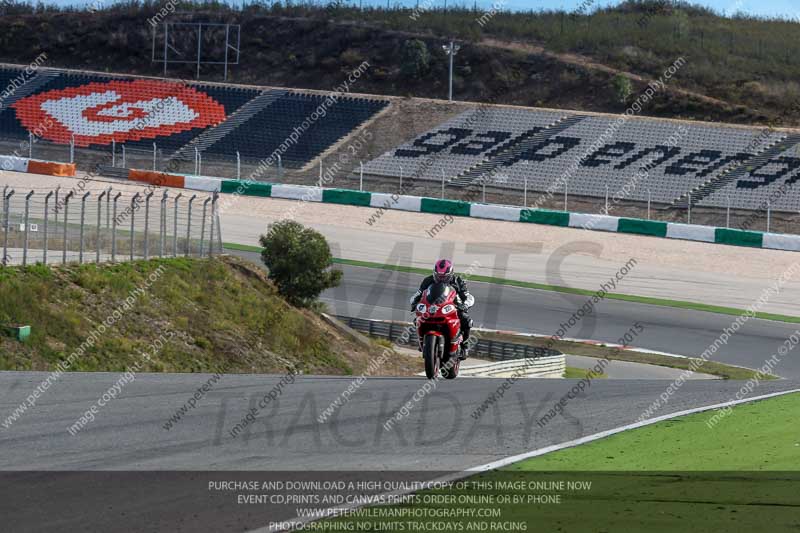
12, 79, 226, 147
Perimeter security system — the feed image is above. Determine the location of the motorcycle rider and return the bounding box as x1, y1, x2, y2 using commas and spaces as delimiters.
410, 259, 474, 359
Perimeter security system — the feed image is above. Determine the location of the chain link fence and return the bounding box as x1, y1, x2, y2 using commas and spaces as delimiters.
3, 125, 798, 236
0, 185, 221, 266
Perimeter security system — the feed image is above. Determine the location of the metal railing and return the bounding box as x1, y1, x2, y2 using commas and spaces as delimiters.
2, 129, 794, 235
0, 186, 222, 266
337, 315, 561, 361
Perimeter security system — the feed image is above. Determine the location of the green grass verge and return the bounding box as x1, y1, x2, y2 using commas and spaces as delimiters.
514, 391, 800, 471
223, 242, 800, 324
0, 257, 368, 375
326, 393, 800, 533
563, 366, 607, 379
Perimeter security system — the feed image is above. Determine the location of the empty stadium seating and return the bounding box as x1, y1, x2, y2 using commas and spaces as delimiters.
204, 92, 387, 167
363, 107, 800, 211
700, 140, 800, 212
0, 65, 388, 167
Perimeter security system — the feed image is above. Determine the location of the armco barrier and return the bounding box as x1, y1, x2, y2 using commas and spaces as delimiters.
120, 169, 800, 252
457, 357, 565, 378
335, 316, 562, 362
1, 155, 75, 177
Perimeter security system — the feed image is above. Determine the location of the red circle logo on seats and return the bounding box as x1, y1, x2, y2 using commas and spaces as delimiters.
12, 79, 227, 147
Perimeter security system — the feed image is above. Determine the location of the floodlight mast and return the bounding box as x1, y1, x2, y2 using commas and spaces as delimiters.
442, 41, 460, 101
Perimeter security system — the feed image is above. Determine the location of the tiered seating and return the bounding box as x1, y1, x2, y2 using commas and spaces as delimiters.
0, 66, 55, 138
0, 66, 387, 168
204, 92, 388, 167
364, 107, 568, 180
700, 141, 800, 212
365, 107, 798, 210
498, 116, 785, 204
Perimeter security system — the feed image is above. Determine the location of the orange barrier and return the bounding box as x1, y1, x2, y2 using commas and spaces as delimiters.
27, 160, 76, 177
128, 169, 185, 189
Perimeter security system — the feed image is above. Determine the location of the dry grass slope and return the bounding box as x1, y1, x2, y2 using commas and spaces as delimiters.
0, 255, 420, 376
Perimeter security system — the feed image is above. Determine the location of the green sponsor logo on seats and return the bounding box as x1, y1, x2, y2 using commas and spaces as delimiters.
220, 180, 272, 197
715, 228, 764, 248
519, 209, 570, 226
420, 198, 471, 217
322, 188, 372, 207
617, 218, 668, 237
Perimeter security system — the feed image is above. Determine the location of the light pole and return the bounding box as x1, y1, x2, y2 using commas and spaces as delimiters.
442, 41, 460, 102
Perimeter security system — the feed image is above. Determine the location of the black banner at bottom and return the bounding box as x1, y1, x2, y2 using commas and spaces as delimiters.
1, 471, 798, 532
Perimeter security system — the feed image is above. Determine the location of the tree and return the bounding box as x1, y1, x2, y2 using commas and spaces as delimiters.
400, 38, 431, 79
259, 220, 342, 307
612, 74, 633, 104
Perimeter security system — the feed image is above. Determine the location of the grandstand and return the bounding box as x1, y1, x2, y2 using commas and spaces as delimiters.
0, 64, 389, 169
363, 107, 800, 212
4, 62, 800, 217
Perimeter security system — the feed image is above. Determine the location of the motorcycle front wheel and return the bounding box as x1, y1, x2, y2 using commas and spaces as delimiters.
423, 334, 440, 379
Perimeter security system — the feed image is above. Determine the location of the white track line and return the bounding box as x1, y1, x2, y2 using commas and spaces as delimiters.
467, 387, 800, 472
252, 387, 800, 532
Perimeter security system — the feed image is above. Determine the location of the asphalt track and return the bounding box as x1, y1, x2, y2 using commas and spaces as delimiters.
229, 249, 800, 379
2, 252, 799, 531
1, 370, 798, 531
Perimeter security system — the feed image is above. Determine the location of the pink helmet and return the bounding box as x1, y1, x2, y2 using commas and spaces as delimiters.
433, 259, 454, 283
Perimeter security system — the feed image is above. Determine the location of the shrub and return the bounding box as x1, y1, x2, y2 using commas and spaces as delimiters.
612, 73, 633, 104
259, 220, 342, 307
400, 38, 431, 79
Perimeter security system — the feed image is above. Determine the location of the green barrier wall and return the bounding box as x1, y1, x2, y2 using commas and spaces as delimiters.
715, 228, 764, 248
220, 180, 272, 197
617, 218, 668, 237
420, 198, 472, 217
321, 189, 372, 207
519, 209, 570, 226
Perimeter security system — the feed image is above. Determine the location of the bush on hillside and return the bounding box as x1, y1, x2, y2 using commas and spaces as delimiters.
259, 220, 342, 307
400, 39, 431, 79
612, 74, 633, 104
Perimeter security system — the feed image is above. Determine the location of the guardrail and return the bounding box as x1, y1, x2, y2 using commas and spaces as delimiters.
458, 357, 565, 378
336, 316, 561, 361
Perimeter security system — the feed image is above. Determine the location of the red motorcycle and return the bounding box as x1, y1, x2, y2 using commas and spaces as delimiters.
414, 282, 463, 380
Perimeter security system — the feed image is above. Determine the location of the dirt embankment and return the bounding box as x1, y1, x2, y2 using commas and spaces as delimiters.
0, 12, 771, 125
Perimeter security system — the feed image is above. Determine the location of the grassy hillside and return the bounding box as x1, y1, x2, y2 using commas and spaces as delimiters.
1, 1, 798, 125
0, 255, 419, 376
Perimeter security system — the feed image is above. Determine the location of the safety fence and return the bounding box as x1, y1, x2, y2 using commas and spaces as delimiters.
336, 315, 561, 362
0, 185, 222, 266
3, 129, 796, 235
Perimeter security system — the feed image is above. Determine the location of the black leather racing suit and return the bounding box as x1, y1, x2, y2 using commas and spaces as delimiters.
410, 275, 474, 346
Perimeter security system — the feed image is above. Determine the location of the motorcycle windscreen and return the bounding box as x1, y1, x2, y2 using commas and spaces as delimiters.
426, 282, 452, 305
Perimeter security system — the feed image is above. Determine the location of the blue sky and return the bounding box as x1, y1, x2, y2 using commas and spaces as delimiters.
38, 0, 800, 21
529, 0, 798, 19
